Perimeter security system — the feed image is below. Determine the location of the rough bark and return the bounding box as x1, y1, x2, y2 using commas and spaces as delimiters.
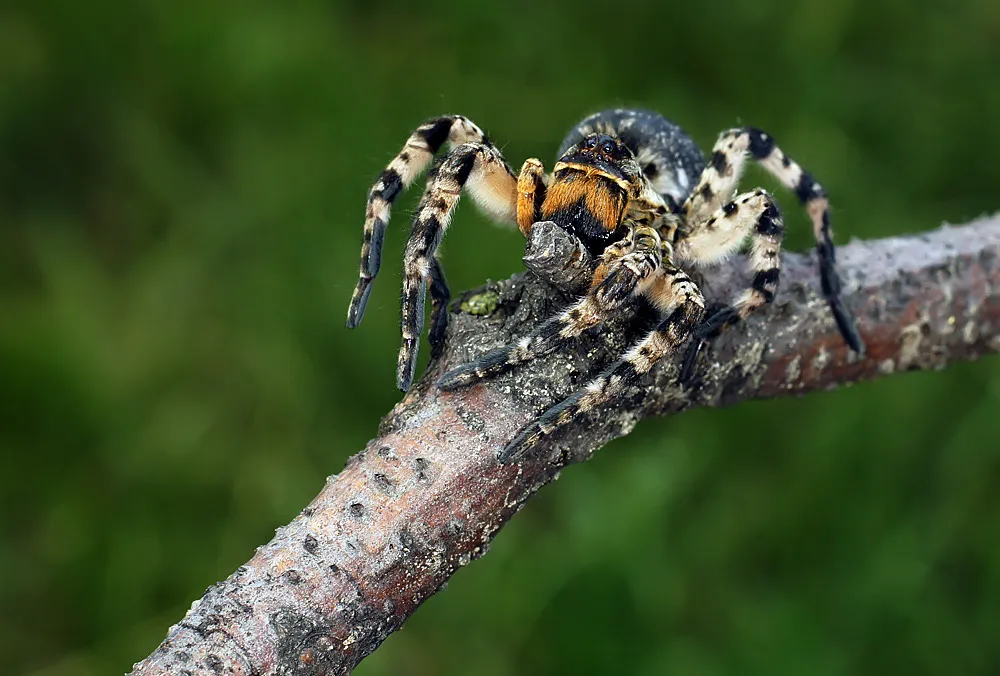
131, 214, 1000, 676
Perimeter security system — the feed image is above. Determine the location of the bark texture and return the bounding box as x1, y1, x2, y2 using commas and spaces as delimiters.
131, 215, 1000, 675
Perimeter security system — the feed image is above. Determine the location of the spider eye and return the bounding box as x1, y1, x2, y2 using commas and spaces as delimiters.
584, 136, 597, 148
601, 140, 615, 154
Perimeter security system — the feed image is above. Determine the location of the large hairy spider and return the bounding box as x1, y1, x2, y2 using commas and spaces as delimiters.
347, 109, 864, 461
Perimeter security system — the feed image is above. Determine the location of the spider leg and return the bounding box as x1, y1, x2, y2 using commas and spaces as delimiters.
682, 127, 864, 353
437, 226, 661, 390
501, 265, 705, 462
347, 115, 491, 328
427, 257, 450, 360
675, 190, 784, 383
398, 142, 542, 390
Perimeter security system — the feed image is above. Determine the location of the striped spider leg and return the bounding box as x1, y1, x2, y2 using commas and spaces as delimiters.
345, 115, 549, 390
677, 127, 865, 378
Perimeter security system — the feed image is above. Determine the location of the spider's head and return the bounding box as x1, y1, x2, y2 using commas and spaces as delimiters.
554, 133, 642, 192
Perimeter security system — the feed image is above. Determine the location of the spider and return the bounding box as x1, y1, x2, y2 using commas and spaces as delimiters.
346, 109, 864, 462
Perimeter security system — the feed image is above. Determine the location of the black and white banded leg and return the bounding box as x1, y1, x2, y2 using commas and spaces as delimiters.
438, 226, 663, 390
397, 141, 520, 390
501, 267, 705, 462
675, 190, 785, 382
347, 115, 494, 328
683, 127, 864, 353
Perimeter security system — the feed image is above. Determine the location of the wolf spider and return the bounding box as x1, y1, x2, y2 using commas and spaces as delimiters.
346, 109, 863, 461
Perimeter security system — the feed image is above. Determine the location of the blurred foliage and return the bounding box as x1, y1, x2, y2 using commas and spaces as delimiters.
2, 0, 999, 674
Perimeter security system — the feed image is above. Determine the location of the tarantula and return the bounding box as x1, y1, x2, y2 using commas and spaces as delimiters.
346, 109, 864, 461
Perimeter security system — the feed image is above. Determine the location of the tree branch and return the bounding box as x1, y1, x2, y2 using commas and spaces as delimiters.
130, 215, 1000, 675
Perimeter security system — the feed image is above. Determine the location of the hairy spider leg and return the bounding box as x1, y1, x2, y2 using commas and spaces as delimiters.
682, 127, 864, 353
501, 267, 705, 462
437, 224, 663, 390
397, 141, 532, 390
427, 258, 450, 359
348, 115, 491, 329
675, 191, 785, 382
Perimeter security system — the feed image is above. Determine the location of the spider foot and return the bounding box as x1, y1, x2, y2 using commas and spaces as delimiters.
500, 390, 585, 463
346, 277, 375, 329
437, 350, 509, 391
397, 337, 419, 392
428, 258, 451, 360
817, 239, 865, 354
678, 303, 740, 387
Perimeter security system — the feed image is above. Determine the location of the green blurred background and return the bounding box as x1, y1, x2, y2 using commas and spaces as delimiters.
2, 1, 999, 674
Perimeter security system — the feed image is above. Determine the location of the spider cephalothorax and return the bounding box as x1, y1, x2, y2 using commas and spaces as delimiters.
347, 109, 864, 461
